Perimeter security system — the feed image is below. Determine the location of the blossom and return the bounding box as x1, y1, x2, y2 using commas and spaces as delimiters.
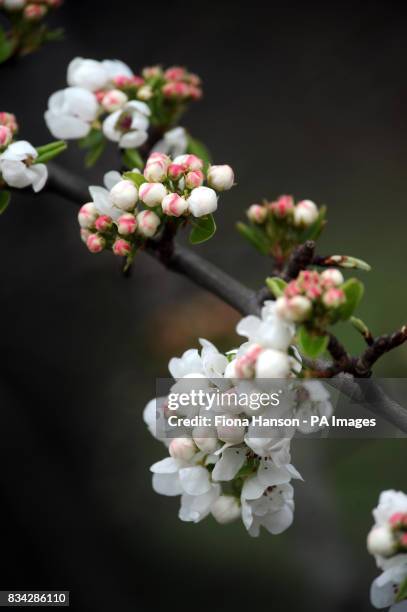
67, 57, 133, 91
102, 100, 150, 149
187, 186, 218, 217
45, 87, 99, 139
0, 140, 47, 192
153, 127, 188, 158
207, 165, 235, 191
247, 204, 267, 223
293, 199, 319, 227
241, 482, 295, 537
211, 495, 241, 524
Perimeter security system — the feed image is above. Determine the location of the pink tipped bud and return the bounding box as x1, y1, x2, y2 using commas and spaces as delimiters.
168, 163, 184, 180
95, 215, 113, 232
276, 295, 312, 323
247, 204, 267, 224
0, 125, 12, 147
207, 164, 234, 191
169, 437, 197, 461
162, 193, 188, 217
320, 268, 344, 288
162, 81, 190, 98
101, 89, 128, 112
142, 66, 162, 79
234, 344, 263, 378
112, 238, 132, 256
185, 170, 204, 189
322, 287, 346, 309
173, 154, 203, 172
390, 512, 407, 527
117, 213, 137, 235
164, 66, 186, 81
94, 90, 105, 103
285, 280, 301, 298
138, 182, 167, 207
80, 229, 91, 244
110, 180, 138, 211
136, 210, 160, 237
187, 186, 218, 217
24, 4, 47, 19
78, 202, 98, 229
144, 153, 170, 182
270, 195, 294, 218
188, 85, 203, 100
86, 233, 105, 253
0, 112, 18, 133
293, 199, 319, 227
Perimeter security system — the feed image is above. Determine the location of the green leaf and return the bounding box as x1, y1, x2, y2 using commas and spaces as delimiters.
78, 129, 103, 150
35, 141, 67, 164
326, 254, 371, 271
297, 326, 329, 359
189, 214, 216, 244
396, 576, 407, 603
236, 221, 270, 255
85, 140, 106, 167
337, 278, 364, 320
123, 171, 146, 188
350, 316, 369, 336
0, 190, 11, 215
122, 148, 144, 170
265, 277, 287, 298
187, 135, 212, 168
0, 27, 13, 64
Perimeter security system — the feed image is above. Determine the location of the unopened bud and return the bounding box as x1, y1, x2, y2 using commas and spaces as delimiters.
255, 348, 291, 378
112, 238, 132, 256
80, 228, 91, 243
169, 437, 197, 461
137, 85, 153, 101
162, 193, 188, 217
117, 213, 137, 235
139, 182, 167, 207
0, 125, 12, 147
136, 210, 160, 237
247, 204, 267, 223
95, 215, 113, 232
168, 163, 184, 180
144, 153, 170, 182
110, 180, 138, 211
185, 170, 204, 189
24, 4, 47, 19
187, 186, 218, 217
207, 165, 234, 191
173, 154, 203, 172
293, 199, 319, 227
270, 195, 294, 218
78, 202, 98, 229
367, 526, 396, 557
320, 268, 344, 287
86, 233, 105, 253
276, 295, 312, 323
101, 89, 128, 112
322, 288, 345, 309
211, 495, 241, 524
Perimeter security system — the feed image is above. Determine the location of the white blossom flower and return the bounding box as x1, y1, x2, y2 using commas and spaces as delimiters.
0, 140, 47, 192
153, 127, 188, 158
236, 301, 296, 352
67, 57, 133, 91
294, 380, 333, 434
241, 482, 295, 537
211, 495, 241, 524
102, 101, 150, 149
168, 339, 229, 382
45, 87, 99, 140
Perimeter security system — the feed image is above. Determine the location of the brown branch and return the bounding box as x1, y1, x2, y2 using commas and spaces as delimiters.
282, 240, 316, 280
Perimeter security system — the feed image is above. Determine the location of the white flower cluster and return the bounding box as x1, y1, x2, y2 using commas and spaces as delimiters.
144, 302, 333, 536
79, 152, 234, 256
367, 490, 407, 610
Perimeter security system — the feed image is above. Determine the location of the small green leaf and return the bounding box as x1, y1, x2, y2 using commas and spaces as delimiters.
396, 576, 407, 603
0, 27, 13, 64
123, 171, 146, 188
297, 326, 329, 359
189, 214, 216, 244
266, 277, 287, 298
236, 222, 270, 255
327, 254, 371, 271
337, 278, 364, 320
78, 129, 103, 150
350, 316, 369, 335
85, 140, 106, 167
122, 148, 144, 170
187, 135, 212, 168
35, 141, 67, 164
0, 190, 11, 214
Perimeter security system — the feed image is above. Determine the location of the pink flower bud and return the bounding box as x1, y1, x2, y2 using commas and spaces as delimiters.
320, 268, 344, 288
162, 81, 190, 98
86, 233, 105, 253
188, 85, 202, 100
136, 210, 160, 237
187, 186, 218, 217
101, 89, 128, 112
94, 90, 105, 104
168, 163, 184, 180
138, 182, 167, 207
234, 344, 263, 378
142, 66, 162, 79
247, 204, 267, 223
0, 112, 18, 133
322, 288, 346, 308
293, 199, 319, 227
169, 437, 197, 461
112, 238, 132, 256
110, 180, 138, 211
0, 125, 12, 147
117, 213, 137, 235
80, 229, 91, 244
78, 202, 98, 229
390, 512, 407, 527
24, 4, 47, 19
164, 66, 186, 81
95, 215, 113, 232
276, 295, 312, 323
162, 193, 188, 217
144, 153, 170, 182
207, 164, 234, 191
173, 154, 203, 172
185, 170, 204, 189
285, 280, 301, 298
270, 195, 294, 218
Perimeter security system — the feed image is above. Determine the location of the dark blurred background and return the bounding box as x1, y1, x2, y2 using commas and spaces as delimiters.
1, 1, 407, 610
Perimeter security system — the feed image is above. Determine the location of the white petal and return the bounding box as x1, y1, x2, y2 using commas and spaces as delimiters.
103, 170, 122, 190
125, 100, 151, 116
262, 506, 294, 534
179, 485, 220, 522
236, 315, 261, 339
29, 164, 48, 192
102, 112, 122, 142
102, 59, 134, 79
257, 461, 293, 487
130, 113, 149, 131
152, 472, 182, 496
0, 160, 32, 188
1, 140, 37, 161
212, 447, 246, 481
120, 130, 148, 149
241, 475, 265, 500
178, 466, 211, 495
45, 110, 91, 140
150, 457, 183, 474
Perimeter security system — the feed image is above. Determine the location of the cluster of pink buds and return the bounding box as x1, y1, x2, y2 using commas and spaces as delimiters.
0, 112, 18, 149
78, 152, 234, 261
275, 269, 346, 323
247, 195, 319, 228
